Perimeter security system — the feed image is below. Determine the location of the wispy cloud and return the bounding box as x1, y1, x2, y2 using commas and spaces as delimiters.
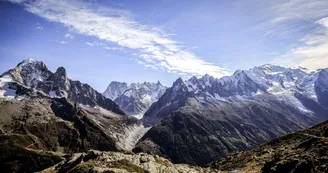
248, 0, 328, 70
64, 33, 74, 39
11, 0, 230, 77
104, 46, 122, 51
59, 41, 67, 44
36, 23, 43, 30
272, 17, 328, 69
8, 0, 25, 3
253, 0, 328, 38
85, 41, 104, 47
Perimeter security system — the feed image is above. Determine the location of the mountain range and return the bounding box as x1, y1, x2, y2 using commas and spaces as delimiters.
103, 81, 167, 118
135, 64, 328, 165
0, 58, 124, 115
0, 59, 148, 152
0, 59, 328, 172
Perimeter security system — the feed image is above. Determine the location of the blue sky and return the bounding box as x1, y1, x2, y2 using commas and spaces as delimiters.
1, 0, 328, 92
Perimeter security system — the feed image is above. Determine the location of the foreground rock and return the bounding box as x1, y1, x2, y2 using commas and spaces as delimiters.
40, 150, 216, 173
0, 139, 63, 173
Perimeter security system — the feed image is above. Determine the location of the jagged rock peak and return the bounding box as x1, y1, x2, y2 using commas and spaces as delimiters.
173, 77, 184, 86
55, 67, 67, 77
110, 81, 128, 86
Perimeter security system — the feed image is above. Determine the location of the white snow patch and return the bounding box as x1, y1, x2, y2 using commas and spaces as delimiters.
131, 113, 144, 119
49, 90, 57, 98
141, 94, 152, 105
0, 75, 16, 99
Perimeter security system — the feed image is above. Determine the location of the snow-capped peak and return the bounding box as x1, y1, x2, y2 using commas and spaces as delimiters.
16, 58, 39, 67
103, 81, 167, 115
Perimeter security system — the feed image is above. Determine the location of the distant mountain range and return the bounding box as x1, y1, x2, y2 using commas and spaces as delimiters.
103, 81, 167, 117
135, 64, 328, 165
142, 64, 328, 126
1, 59, 328, 171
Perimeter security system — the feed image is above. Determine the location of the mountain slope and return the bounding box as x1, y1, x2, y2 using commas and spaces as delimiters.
136, 65, 328, 166
210, 120, 328, 173
0, 59, 125, 115
135, 96, 318, 166
0, 96, 118, 153
103, 81, 167, 116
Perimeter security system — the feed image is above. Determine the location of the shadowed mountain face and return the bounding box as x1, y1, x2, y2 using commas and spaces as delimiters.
210, 120, 328, 173
0, 139, 63, 173
134, 96, 320, 166
136, 65, 328, 166
0, 59, 125, 115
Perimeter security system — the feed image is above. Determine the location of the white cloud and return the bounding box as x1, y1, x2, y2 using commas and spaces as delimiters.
253, 0, 328, 38
104, 46, 122, 51
64, 33, 74, 39
272, 17, 328, 69
12, 0, 230, 78
36, 23, 43, 30
59, 41, 67, 44
85, 41, 104, 47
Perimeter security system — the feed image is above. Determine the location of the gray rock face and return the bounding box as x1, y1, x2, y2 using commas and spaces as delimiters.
0, 59, 125, 115
103, 81, 129, 100
103, 81, 167, 115
137, 65, 328, 165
